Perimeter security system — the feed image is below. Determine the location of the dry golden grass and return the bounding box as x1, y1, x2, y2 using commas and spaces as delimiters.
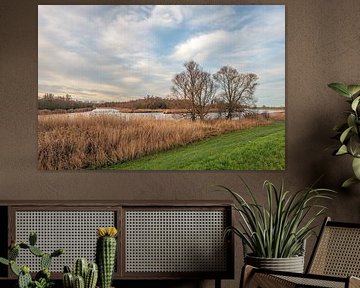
38, 113, 284, 170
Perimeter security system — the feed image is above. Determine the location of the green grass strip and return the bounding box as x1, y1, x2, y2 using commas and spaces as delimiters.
105, 121, 285, 170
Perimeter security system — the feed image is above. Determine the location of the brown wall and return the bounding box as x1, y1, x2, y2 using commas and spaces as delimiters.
1, 0, 360, 287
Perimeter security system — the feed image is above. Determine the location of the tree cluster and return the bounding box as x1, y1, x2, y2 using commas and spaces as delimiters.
172, 61, 258, 120
38, 93, 94, 110
97, 95, 189, 110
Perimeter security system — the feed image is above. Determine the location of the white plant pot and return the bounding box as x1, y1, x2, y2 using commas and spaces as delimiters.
245, 254, 305, 273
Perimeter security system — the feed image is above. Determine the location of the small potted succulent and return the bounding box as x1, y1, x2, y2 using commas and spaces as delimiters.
219, 179, 334, 272
328, 82, 360, 187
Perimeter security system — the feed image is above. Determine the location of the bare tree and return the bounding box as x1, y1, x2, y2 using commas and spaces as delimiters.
195, 72, 217, 120
214, 66, 258, 119
172, 61, 216, 121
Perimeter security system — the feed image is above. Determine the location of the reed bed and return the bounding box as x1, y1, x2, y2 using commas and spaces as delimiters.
38, 113, 284, 170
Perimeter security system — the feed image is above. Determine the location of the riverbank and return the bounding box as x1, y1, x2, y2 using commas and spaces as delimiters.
105, 121, 285, 170
38, 113, 284, 170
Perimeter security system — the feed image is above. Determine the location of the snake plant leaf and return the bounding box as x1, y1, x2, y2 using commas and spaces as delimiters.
351, 96, 360, 111
340, 127, 353, 143
347, 85, 360, 97
328, 83, 351, 97
336, 144, 348, 155
352, 157, 360, 179
220, 179, 335, 258
342, 177, 360, 188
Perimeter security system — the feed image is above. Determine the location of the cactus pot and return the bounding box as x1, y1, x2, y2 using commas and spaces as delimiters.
245, 254, 304, 273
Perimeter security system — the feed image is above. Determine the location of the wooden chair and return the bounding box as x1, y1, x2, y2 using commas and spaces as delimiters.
241, 217, 360, 288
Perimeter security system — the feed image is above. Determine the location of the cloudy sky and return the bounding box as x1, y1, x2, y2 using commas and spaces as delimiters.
38, 5, 285, 106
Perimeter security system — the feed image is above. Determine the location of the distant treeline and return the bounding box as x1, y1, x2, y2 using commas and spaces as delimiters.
38, 93, 95, 110
38, 93, 284, 112
38, 94, 193, 111
96, 95, 190, 110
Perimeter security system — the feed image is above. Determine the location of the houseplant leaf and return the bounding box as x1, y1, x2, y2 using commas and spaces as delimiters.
347, 114, 356, 127
342, 177, 360, 188
352, 157, 360, 179
329, 82, 360, 186
336, 145, 348, 155
347, 85, 360, 97
347, 135, 360, 157
340, 127, 352, 143
351, 96, 360, 111
328, 83, 351, 97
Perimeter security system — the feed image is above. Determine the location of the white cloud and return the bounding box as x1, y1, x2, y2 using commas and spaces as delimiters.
171, 30, 234, 63
122, 76, 142, 84
149, 6, 184, 27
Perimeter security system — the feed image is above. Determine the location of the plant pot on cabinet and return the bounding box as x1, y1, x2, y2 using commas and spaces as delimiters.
242, 240, 305, 273
245, 254, 304, 273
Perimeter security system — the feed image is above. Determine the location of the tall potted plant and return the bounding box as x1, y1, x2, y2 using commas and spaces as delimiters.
220, 179, 334, 272
328, 83, 360, 187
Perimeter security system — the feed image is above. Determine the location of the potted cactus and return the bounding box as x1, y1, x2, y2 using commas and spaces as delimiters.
0, 232, 63, 288
62, 258, 98, 288
96, 227, 117, 288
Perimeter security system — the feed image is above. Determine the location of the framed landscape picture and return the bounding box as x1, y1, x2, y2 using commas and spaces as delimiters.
38, 5, 285, 171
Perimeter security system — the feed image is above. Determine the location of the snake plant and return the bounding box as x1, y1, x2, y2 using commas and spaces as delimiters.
220, 179, 335, 258
328, 83, 360, 187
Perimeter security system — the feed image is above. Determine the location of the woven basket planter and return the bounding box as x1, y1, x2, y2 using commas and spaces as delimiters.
245, 254, 305, 273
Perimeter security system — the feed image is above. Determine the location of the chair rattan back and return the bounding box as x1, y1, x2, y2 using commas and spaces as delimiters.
307, 217, 360, 278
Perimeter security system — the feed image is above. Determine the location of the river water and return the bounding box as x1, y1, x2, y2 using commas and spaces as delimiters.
84, 108, 284, 120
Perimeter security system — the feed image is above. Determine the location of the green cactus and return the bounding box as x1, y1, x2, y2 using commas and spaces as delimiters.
30, 245, 44, 257
29, 232, 37, 246
74, 275, 85, 288
50, 248, 63, 258
63, 271, 74, 288
19, 242, 29, 249
0, 233, 63, 288
18, 269, 32, 288
62, 260, 98, 288
9, 245, 19, 260
74, 258, 88, 279
64, 265, 72, 273
21, 265, 30, 274
0, 257, 9, 266
40, 253, 52, 270
10, 260, 20, 276
85, 263, 98, 288
96, 227, 118, 288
